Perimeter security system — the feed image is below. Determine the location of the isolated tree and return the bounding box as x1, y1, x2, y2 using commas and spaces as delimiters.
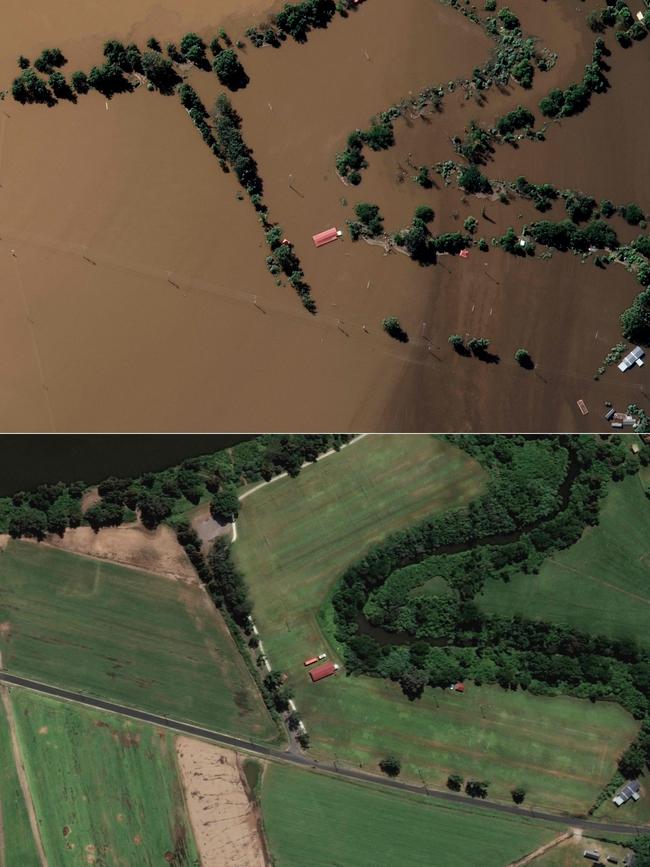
12, 69, 53, 105
18, 55, 30, 69
465, 780, 489, 798
382, 317, 408, 342
297, 731, 310, 749
146, 36, 162, 52
212, 49, 248, 89
447, 774, 464, 792
511, 786, 526, 804
448, 334, 464, 350
379, 755, 401, 778
515, 348, 532, 368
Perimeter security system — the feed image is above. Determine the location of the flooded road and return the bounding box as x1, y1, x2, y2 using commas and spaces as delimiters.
0, 1, 647, 431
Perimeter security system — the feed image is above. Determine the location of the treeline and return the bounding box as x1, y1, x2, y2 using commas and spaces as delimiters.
246, 0, 355, 47
0, 435, 350, 540
539, 37, 610, 119
332, 437, 648, 718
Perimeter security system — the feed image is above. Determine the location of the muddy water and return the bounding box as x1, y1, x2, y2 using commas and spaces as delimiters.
0, 1, 647, 431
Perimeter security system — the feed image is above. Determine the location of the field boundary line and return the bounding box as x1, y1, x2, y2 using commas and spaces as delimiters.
1, 672, 648, 836
0, 687, 48, 867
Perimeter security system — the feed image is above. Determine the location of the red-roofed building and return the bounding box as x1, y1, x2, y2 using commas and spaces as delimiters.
303, 656, 319, 667
313, 228, 340, 248
309, 661, 338, 682
454, 682, 465, 693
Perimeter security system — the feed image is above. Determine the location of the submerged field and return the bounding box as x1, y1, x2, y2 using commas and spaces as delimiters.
1, 1, 647, 431
0, 541, 277, 741
479, 473, 650, 649
5, 686, 200, 867
234, 435, 638, 812
260, 762, 558, 867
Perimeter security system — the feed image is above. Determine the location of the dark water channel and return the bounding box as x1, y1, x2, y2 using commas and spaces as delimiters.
356, 446, 581, 647
0, 435, 251, 497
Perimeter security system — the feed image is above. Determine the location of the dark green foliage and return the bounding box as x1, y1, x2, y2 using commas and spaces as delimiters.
353, 202, 384, 237
447, 774, 464, 791
18, 56, 30, 69
622, 203, 645, 226
88, 62, 132, 98
212, 94, 262, 195
414, 206, 434, 224
360, 118, 394, 151
212, 48, 249, 90
85, 501, 125, 532
141, 50, 180, 93
632, 235, 650, 258
497, 8, 519, 31
48, 71, 75, 102
71, 70, 89, 94
466, 780, 489, 798
8, 507, 48, 541
511, 787, 526, 804
33, 47, 67, 74
511, 59, 533, 88
621, 289, 650, 343
528, 219, 618, 253
275, 0, 337, 42
618, 742, 645, 778
514, 177, 557, 212
495, 106, 535, 136
382, 317, 408, 343
180, 32, 207, 66
208, 536, 252, 625
146, 37, 162, 52
563, 191, 596, 223
434, 233, 470, 255
210, 485, 240, 523
12, 69, 53, 105
379, 755, 401, 777
458, 165, 491, 195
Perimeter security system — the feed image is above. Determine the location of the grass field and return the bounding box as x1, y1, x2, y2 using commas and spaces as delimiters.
233, 435, 639, 813
260, 763, 558, 867
8, 687, 200, 867
0, 541, 277, 742
0, 690, 40, 866
478, 473, 650, 649
233, 434, 485, 673
296, 676, 637, 813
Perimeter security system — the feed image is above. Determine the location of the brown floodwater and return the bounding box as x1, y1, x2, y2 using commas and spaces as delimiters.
0, 0, 647, 431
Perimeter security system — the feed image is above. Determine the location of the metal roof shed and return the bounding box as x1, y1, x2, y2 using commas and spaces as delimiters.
309, 661, 338, 682
313, 228, 341, 248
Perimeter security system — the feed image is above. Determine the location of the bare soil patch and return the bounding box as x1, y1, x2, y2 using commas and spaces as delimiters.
175, 737, 267, 867
80, 487, 101, 513
191, 504, 232, 548
44, 523, 198, 584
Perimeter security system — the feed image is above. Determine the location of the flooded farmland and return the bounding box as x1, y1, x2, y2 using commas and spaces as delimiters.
0, 0, 648, 431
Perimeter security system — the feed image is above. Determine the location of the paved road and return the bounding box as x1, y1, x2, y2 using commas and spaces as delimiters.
1, 671, 647, 836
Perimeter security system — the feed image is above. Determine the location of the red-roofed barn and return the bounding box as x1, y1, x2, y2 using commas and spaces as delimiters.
309, 661, 338, 682
313, 228, 339, 248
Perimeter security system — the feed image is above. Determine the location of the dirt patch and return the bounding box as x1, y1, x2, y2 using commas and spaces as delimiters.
175, 737, 268, 867
0, 536, 10, 552
81, 487, 101, 513
44, 523, 198, 585
0, 622, 11, 639
38, 726, 48, 735
191, 505, 232, 548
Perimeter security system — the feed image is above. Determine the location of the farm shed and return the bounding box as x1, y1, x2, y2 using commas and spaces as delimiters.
613, 780, 640, 806
309, 661, 339, 682
313, 228, 341, 248
618, 346, 645, 372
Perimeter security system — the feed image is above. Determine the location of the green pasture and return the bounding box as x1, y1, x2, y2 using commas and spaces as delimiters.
0, 691, 40, 866
9, 687, 199, 867
233, 434, 636, 812
261, 762, 558, 867
296, 675, 637, 813
233, 434, 484, 672
478, 474, 650, 648
0, 541, 276, 741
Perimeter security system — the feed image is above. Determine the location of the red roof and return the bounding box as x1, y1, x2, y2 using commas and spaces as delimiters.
303, 657, 318, 667
309, 661, 336, 682
313, 228, 339, 248
454, 682, 465, 692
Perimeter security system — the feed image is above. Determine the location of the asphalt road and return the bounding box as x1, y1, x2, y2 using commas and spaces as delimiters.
1, 670, 647, 836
